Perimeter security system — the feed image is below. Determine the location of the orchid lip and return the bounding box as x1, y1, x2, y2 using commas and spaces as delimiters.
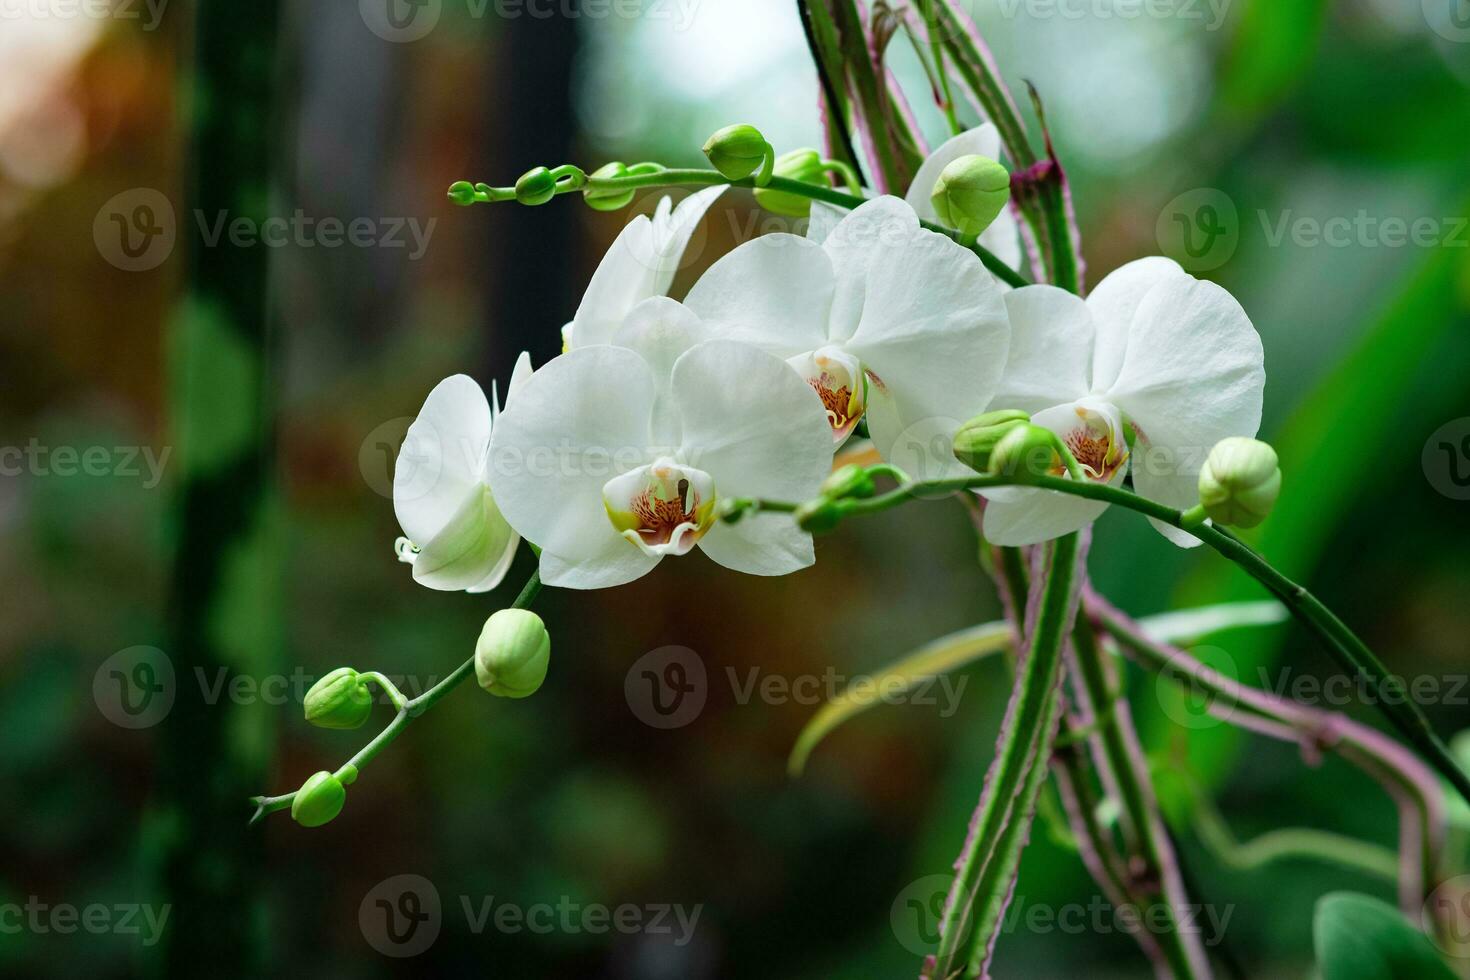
787, 345, 867, 442
603, 457, 718, 558
1036, 399, 1130, 483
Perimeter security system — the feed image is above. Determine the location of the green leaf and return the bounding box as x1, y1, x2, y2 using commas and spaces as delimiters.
1314, 892, 1456, 980
788, 600, 1284, 776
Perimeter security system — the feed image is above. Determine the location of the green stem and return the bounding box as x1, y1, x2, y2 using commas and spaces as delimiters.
455, 168, 1030, 289
1189, 788, 1400, 882
744, 472, 1470, 807
249, 571, 544, 825
1070, 616, 1205, 979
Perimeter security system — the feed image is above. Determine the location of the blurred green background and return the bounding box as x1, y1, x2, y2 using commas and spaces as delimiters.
1, 0, 1468, 976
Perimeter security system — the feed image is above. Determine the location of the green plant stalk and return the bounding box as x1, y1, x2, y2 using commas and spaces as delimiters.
1070, 616, 1206, 979
248, 571, 543, 825
1190, 789, 1400, 882
928, 533, 1081, 977
456, 169, 1030, 289
796, 0, 865, 184
740, 473, 1470, 807
828, 0, 916, 192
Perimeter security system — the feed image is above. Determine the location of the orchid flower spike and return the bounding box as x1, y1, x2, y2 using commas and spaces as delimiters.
980, 257, 1266, 547
561, 185, 727, 351
684, 196, 1010, 473
487, 322, 834, 590
392, 353, 533, 592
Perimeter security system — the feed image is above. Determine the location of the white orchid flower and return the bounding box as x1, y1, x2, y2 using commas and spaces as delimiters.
487, 317, 834, 590
981, 257, 1266, 548
806, 122, 1023, 273
683, 196, 1010, 477
392, 353, 533, 592
562, 185, 726, 350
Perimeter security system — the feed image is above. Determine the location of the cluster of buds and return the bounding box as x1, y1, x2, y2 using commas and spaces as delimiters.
795, 464, 879, 533
954, 411, 1072, 483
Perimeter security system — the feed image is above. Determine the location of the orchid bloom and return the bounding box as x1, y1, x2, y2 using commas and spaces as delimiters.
487, 308, 834, 590
683, 196, 1010, 475
980, 257, 1266, 547
393, 354, 533, 592
807, 122, 1023, 273
561, 185, 726, 351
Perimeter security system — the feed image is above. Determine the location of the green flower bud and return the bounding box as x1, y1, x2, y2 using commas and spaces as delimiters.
583, 161, 636, 212
795, 497, 845, 534
989, 424, 1063, 484
515, 166, 558, 206
1198, 437, 1281, 528
447, 180, 478, 206
930, 154, 1012, 237
291, 767, 354, 828
304, 667, 373, 730
819, 463, 876, 501
753, 148, 830, 217
475, 609, 550, 699
703, 124, 773, 182
953, 409, 1031, 473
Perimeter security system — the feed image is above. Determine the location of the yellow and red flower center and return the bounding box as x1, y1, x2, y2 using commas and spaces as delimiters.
603, 458, 718, 557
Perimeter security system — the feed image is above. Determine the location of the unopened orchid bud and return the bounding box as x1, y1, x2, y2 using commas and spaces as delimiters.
515, 167, 558, 206
795, 497, 845, 534
931, 154, 1011, 236
754, 148, 830, 217
291, 767, 355, 828
304, 667, 373, 731
583, 161, 636, 212
447, 180, 478, 206
820, 463, 876, 501
703, 124, 774, 183
990, 423, 1063, 484
475, 609, 550, 699
1198, 437, 1280, 528
953, 409, 1031, 473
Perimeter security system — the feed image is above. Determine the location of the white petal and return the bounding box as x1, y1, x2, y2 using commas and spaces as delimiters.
611, 297, 706, 381
835, 202, 1011, 470
487, 346, 656, 562
538, 544, 660, 590
409, 486, 519, 593
990, 286, 1094, 414
698, 514, 814, 576
671, 340, 834, 503
981, 486, 1111, 547
978, 206, 1025, 274
821, 196, 925, 339
1108, 275, 1264, 549
568, 215, 658, 349
904, 124, 1003, 226
394, 374, 491, 547
1085, 256, 1187, 392
805, 201, 848, 244
682, 233, 834, 356
507, 350, 534, 401
648, 185, 727, 297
